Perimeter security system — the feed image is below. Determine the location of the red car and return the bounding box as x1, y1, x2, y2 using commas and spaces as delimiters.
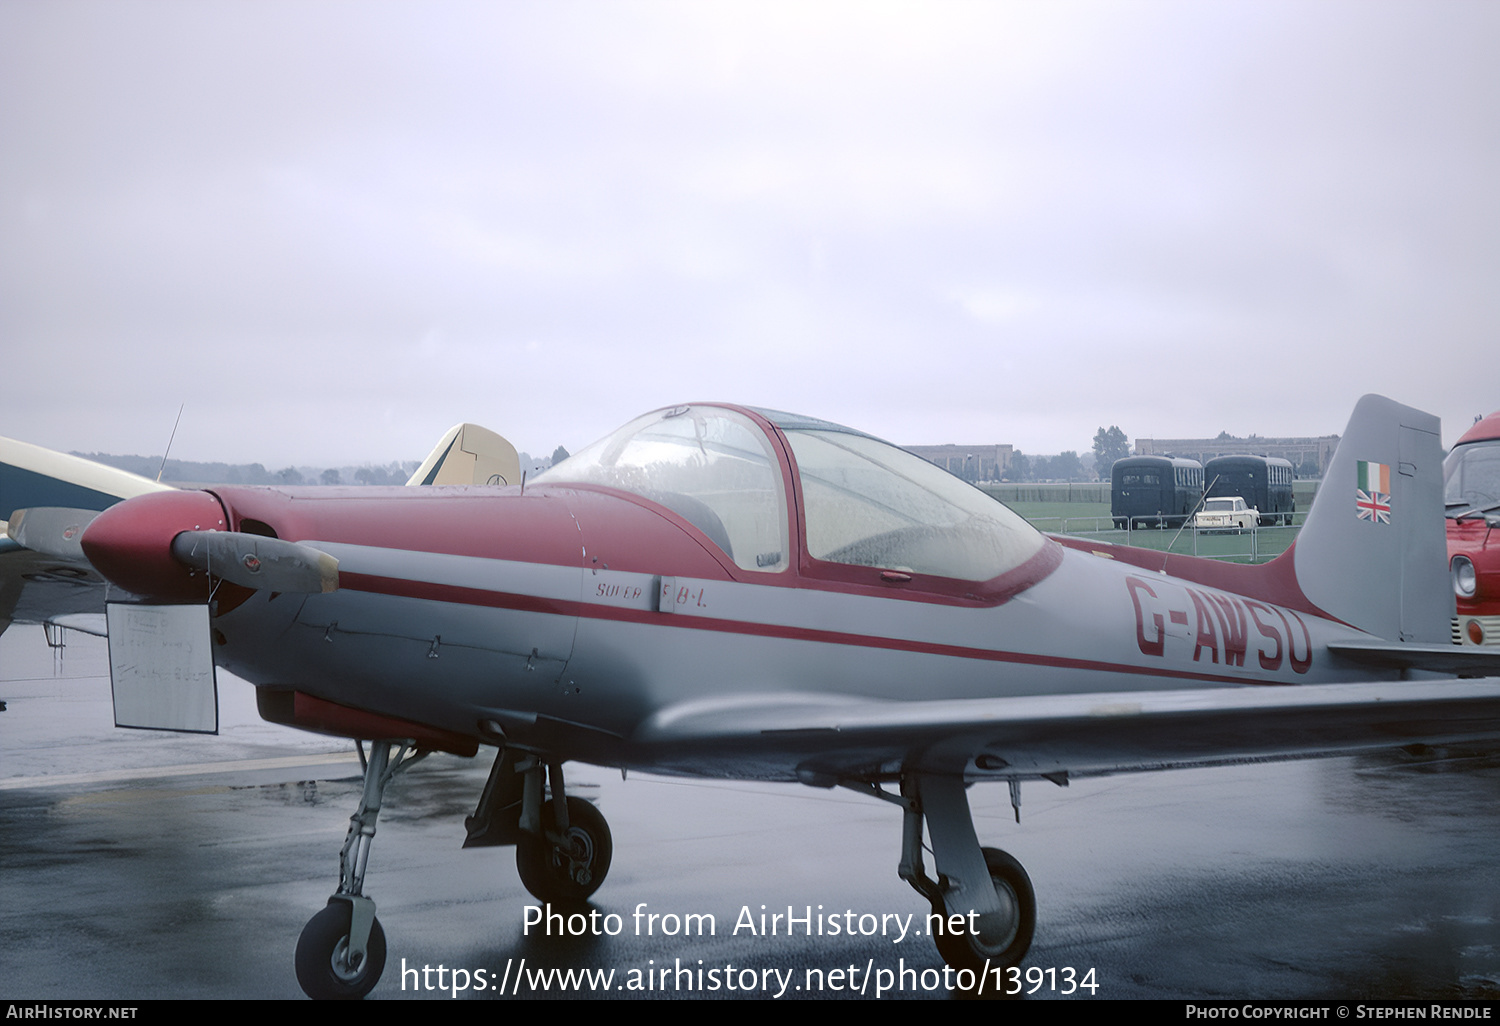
1446, 410, 1500, 647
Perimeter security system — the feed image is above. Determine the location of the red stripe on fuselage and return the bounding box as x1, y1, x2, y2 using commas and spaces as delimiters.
1049, 535, 1348, 626
337, 571, 1280, 688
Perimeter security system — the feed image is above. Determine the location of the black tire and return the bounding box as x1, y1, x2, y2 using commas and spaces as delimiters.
516, 796, 612, 904
295, 901, 387, 1000
931, 848, 1035, 975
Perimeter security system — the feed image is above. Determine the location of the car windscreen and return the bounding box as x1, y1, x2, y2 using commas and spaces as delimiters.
1445, 440, 1500, 513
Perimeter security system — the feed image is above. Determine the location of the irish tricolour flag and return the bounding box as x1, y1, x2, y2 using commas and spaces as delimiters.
1357, 460, 1389, 494
1356, 461, 1391, 524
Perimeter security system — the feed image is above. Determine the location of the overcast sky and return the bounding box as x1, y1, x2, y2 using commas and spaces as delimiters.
3, 1, 1498, 467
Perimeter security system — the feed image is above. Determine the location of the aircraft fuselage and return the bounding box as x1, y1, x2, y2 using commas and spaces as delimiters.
199, 482, 1385, 779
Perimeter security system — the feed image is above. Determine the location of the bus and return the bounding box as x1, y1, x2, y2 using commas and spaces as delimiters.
1203, 455, 1295, 526
1111, 456, 1204, 529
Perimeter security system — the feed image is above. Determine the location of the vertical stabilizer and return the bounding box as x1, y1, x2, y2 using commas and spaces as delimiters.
406, 423, 521, 487
1293, 395, 1450, 643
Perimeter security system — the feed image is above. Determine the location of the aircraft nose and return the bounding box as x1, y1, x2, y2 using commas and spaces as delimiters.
81, 490, 228, 602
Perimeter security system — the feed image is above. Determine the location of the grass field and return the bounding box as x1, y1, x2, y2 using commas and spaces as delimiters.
1004, 499, 1300, 564
1005, 500, 1112, 525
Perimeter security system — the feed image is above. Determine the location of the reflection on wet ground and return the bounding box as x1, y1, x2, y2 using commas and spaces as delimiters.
2, 628, 1498, 999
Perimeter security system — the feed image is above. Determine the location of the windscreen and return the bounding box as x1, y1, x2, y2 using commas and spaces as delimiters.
534, 406, 788, 572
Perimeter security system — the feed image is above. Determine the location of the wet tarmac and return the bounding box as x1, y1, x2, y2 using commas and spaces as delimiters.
3, 625, 1499, 1000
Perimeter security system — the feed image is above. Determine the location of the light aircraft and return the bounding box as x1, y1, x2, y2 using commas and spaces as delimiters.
8, 395, 1500, 999
0, 439, 173, 642
0, 422, 518, 645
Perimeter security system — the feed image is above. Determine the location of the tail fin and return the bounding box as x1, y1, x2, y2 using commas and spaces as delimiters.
1293, 395, 1450, 643
406, 423, 521, 488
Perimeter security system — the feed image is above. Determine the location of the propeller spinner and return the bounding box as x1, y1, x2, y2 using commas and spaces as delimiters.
9, 490, 338, 600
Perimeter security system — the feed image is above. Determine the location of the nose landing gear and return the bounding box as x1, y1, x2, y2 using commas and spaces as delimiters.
295, 739, 424, 1000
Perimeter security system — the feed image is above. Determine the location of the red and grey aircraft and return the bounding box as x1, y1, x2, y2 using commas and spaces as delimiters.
8, 394, 1500, 999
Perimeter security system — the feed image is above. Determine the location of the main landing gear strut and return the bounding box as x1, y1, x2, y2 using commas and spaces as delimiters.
464, 748, 613, 905
855, 772, 1036, 974
295, 740, 425, 1001
513, 759, 613, 904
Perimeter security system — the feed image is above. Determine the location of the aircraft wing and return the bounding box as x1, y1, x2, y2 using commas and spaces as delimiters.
0, 436, 171, 524
622, 680, 1500, 784
0, 540, 114, 637
0, 436, 171, 638
2, 422, 523, 640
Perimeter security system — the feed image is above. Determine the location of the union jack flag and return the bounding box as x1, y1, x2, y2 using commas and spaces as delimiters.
1356, 488, 1391, 524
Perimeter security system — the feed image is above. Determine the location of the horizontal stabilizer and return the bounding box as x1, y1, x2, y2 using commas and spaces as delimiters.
1326, 641, 1500, 675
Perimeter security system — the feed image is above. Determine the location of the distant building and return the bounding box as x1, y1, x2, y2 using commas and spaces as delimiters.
1134, 433, 1339, 475
904, 443, 1013, 481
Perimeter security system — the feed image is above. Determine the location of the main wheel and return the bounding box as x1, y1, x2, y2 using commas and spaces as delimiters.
295, 901, 387, 1000
517, 796, 612, 904
931, 847, 1035, 974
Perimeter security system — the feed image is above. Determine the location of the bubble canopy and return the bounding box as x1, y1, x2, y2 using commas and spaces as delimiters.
536, 404, 1045, 583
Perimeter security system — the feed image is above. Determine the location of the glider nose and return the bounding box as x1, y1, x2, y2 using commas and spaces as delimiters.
81, 490, 228, 602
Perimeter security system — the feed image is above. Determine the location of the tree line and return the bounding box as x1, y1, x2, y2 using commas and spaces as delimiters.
1000, 425, 1130, 483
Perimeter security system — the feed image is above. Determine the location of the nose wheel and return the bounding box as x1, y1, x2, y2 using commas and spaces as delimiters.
295, 901, 388, 1000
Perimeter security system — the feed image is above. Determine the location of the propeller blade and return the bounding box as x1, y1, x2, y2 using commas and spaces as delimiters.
6, 507, 100, 562
169, 531, 339, 594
